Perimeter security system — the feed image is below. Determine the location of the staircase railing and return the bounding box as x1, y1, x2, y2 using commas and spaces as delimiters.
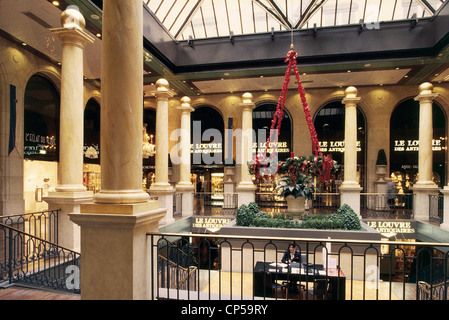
418, 280, 449, 300
0, 222, 80, 293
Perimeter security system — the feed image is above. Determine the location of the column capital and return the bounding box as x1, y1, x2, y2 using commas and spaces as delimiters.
152, 78, 176, 100
415, 83, 438, 102
177, 96, 194, 113
240, 92, 255, 110
342, 86, 361, 105
50, 27, 95, 47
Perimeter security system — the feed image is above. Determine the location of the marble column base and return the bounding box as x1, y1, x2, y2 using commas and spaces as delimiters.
44, 191, 93, 252
340, 182, 362, 217
70, 202, 165, 300
175, 183, 195, 218
149, 187, 176, 225
413, 182, 439, 222
236, 182, 257, 207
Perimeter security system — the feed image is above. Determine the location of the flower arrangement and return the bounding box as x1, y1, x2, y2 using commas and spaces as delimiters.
249, 153, 339, 200
276, 154, 339, 199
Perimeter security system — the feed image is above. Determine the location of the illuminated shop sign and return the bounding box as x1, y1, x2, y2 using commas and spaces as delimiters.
318, 140, 362, 153
191, 217, 232, 233
191, 143, 223, 154
393, 139, 444, 152
24, 132, 57, 156
366, 220, 416, 238
253, 141, 290, 154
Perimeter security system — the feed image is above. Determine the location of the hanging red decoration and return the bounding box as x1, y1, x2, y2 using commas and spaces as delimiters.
254, 45, 334, 183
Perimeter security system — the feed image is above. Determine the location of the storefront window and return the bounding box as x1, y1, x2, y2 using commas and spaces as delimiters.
390, 99, 446, 191
24, 75, 60, 161
191, 106, 225, 194
143, 108, 156, 190
83, 99, 101, 193
252, 103, 292, 162
314, 101, 366, 191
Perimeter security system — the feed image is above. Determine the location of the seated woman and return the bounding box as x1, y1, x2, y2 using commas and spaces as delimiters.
281, 244, 301, 264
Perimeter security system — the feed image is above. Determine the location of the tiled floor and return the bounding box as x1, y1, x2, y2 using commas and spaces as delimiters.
0, 286, 80, 300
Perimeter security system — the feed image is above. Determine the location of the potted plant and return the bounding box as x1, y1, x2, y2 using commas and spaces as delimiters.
250, 154, 339, 218
375, 149, 387, 181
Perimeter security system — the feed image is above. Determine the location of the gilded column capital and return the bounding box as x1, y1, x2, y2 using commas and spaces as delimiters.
152, 78, 176, 100
177, 96, 194, 113
342, 86, 361, 105
240, 92, 255, 110
415, 82, 438, 102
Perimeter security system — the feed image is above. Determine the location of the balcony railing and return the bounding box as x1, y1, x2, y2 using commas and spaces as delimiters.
148, 232, 449, 300
361, 193, 414, 219
194, 193, 238, 216
0, 222, 80, 293
0, 209, 59, 244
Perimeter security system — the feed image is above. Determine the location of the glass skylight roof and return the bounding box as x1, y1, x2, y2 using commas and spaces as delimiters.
143, 0, 447, 41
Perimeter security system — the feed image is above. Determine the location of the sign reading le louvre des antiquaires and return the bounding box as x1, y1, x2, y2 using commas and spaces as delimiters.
366, 220, 416, 238
393, 139, 443, 152
192, 217, 232, 233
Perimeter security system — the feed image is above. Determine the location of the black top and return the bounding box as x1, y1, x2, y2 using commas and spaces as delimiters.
281, 251, 301, 264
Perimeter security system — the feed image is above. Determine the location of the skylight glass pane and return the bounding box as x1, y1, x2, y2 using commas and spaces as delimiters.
378, 0, 396, 21
365, 0, 381, 23
190, 9, 207, 38
154, 0, 173, 18
254, 6, 269, 33
288, 0, 302, 26
240, 0, 255, 34
335, 0, 352, 26
200, 2, 218, 37
166, 0, 197, 35
227, 0, 243, 35
213, 0, 230, 37
321, 0, 336, 27
306, 6, 322, 28
349, 0, 365, 24
146, 0, 163, 13
393, 0, 412, 19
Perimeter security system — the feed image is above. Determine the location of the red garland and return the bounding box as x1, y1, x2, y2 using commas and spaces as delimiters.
257, 48, 334, 183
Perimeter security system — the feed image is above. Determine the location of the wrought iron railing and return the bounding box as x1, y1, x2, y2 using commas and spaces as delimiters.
0, 222, 80, 293
148, 232, 449, 300
194, 193, 238, 215
361, 193, 414, 219
0, 209, 59, 244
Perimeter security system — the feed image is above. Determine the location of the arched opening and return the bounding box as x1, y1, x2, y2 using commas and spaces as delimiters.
23, 74, 60, 212
390, 98, 446, 191
314, 100, 367, 192
143, 108, 156, 190
252, 103, 293, 197
83, 98, 101, 193
191, 105, 224, 195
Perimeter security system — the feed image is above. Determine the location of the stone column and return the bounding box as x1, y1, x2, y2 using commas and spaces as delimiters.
440, 188, 449, 231
175, 96, 195, 217
45, 7, 95, 251
340, 87, 362, 216
150, 79, 175, 225
236, 93, 256, 206
413, 83, 439, 221
70, 0, 164, 300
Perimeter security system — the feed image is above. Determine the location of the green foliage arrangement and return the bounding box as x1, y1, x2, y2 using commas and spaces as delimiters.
235, 202, 363, 231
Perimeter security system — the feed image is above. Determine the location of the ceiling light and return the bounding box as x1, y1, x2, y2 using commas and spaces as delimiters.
395, 67, 400, 70
91, 14, 100, 20
404, 75, 408, 78
347, 70, 351, 73
22, 42, 27, 46
96, 33, 101, 38
52, 1, 60, 6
